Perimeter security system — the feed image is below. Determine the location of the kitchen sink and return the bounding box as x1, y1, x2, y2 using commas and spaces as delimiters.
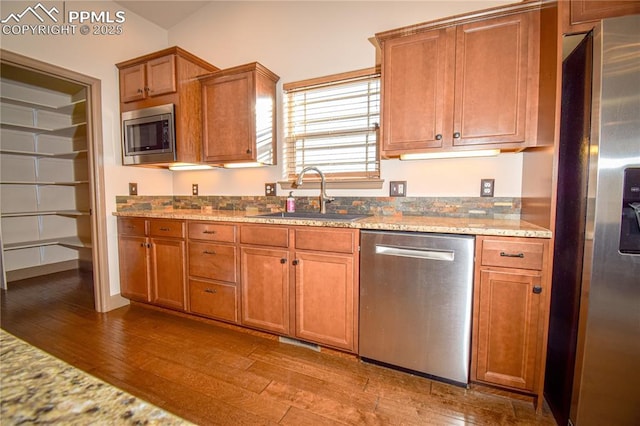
253, 212, 371, 222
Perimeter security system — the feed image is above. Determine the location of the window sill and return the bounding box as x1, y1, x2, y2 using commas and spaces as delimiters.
278, 179, 384, 190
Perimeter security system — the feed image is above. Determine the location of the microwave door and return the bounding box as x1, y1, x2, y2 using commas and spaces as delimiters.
125, 115, 172, 154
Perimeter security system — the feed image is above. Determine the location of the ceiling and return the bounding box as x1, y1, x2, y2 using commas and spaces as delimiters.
114, 1, 212, 30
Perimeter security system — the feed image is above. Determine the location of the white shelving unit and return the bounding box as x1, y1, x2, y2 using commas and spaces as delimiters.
1, 64, 93, 282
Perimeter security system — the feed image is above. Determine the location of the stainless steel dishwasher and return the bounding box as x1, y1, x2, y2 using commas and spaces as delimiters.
359, 230, 475, 386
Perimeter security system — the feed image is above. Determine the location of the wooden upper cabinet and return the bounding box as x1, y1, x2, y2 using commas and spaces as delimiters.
119, 63, 147, 103
453, 13, 531, 147
201, 62, 279, 165
562, 0, 640, 34
381, 28, 452, 153
378, 4, 543, 157
119, 55, 176, 103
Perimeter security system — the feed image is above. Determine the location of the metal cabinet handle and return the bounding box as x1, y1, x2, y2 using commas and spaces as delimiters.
159, 227, 170, 231
435, 134, 443, 140
280, 258, 287, 264
204, 288, 217, 294
453, 132, 461, 139
246, 148, 252, 154
500, 251, 524, 258
137, 89, 143, 94
203, 230, 216, 234
146, 243, 151, 248
533, 286, 542, 294
140, 243, 145, 247
203, 250, 216, 255
292, 259, 299, 266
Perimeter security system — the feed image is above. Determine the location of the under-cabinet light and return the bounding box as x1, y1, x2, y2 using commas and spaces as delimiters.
399, 149, 500, 161
223, 162, 266, 169
168, 163, 216, 171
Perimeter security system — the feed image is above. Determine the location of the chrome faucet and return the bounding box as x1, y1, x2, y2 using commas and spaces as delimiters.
295, 166, 335, 214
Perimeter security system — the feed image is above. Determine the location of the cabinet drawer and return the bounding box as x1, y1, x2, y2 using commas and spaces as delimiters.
188, 242, 237, 283
149, 219, 185, 239
240, 225, 289, 247
189, 222, 236, 242
117, 217, 146, 236
481, 238, 545, 270
189, 279, 238, 323
295, 228, 357, 254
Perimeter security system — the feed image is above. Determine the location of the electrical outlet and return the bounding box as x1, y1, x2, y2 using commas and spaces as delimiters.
129, 183, 138, 196
265, 183, 277, 196
390, 181, 407, 197
192, 184, 199, 196
481, 179, 495, 197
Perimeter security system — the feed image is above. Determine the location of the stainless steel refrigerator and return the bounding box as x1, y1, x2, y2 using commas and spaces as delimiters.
545, 14, 640, 426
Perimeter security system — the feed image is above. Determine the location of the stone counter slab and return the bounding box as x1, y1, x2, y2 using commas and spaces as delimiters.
0, 330, 191, 425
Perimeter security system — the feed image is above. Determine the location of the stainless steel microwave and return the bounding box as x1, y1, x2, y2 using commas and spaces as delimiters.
122, 103, 176, 165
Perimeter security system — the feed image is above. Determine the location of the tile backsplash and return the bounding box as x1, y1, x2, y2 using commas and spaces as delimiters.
116, 195, 521, 220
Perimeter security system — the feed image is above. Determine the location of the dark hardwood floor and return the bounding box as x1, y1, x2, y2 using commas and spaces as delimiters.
1, 270, 556, 425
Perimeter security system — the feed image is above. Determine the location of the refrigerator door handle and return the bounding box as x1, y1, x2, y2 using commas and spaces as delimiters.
375, 245, 455, 261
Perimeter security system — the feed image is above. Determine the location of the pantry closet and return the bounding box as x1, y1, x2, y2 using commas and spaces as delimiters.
0, 50, 108, 311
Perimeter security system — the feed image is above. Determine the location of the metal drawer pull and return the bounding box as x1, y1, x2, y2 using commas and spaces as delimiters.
203, 230, 216, 234
533, 286, 542, 294
203, 250, 216, 255
204, 288, 217, 294
159, 227, 170, 231
376, 245, 455, 261
500, 251, 524, 258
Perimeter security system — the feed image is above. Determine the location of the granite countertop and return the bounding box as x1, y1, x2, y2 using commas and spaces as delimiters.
0, 329, 191, 425
113, 208, 552, 238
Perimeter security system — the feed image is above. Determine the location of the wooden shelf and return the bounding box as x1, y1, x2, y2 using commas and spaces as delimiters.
1, 210, 90, 218
0, 96, 86, 115
0, 180, 89, 186
0, 122, 86, 137
0, 149, 88, 159
3, 237, 92, 251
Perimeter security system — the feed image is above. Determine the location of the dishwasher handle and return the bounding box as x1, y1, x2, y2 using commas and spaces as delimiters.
375, 244, 455, 261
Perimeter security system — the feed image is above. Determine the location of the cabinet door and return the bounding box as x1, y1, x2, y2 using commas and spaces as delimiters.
567, 1, 640, 33
381, 28, 452, 155
294, 251, 356, 352
453, 13, 531, 147
202, 71, 255, 163
118, 235, 150, 302
119, 63, 146, 103
147, 55, 177, 97
474, 269, 543, 391
240, 246, 290, 334
150, 237, 186, 310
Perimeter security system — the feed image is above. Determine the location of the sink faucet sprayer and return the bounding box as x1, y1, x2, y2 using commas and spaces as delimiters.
294, 166, 335, 214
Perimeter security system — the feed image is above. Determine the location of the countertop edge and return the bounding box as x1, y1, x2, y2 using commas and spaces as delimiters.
113, 210, 552, 239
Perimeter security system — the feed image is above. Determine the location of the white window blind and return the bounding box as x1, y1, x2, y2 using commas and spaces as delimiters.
284, 69, 380, 181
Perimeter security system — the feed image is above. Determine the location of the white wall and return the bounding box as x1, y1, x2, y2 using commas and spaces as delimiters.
168, 0, 523, 198
1, 0, 172, 296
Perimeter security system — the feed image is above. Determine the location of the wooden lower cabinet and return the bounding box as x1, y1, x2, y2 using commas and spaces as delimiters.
294, 251, 356, 351
149, 236, 186, 310
240, 246, 291, 334
117, 217, 187, 310
117, 233, 150, 303
474, 269, 543, 391
117, 218, 357, 354
187, 221, 239, 323
240, 224, 360, 353
472, 236, 550, 410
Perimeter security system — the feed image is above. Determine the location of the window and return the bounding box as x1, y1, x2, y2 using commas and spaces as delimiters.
283, 68, 380, 181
